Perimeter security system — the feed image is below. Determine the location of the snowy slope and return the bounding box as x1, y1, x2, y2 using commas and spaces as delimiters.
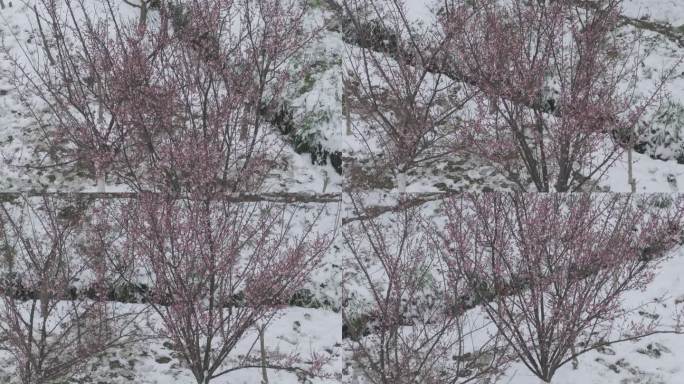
502, 246, 684, 384
0, 306, 342, 384
340, 194, 684, 384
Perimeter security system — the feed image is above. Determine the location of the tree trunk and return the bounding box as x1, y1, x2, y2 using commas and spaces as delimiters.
139, 1, 148, 27
343, 74, 353, 136
396, 171, 407, 193
260, 324, 269, 384
628, 146, 636, 192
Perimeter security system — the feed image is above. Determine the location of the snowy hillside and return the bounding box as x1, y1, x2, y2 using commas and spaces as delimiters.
0, 0, 680, 192
340, 194, 684, 384
1, 0, 684, 384
502, 248, 684, 384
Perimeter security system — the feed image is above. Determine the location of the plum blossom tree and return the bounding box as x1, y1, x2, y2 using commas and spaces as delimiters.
440, 0, 679, 191
0, 196, 138, 384
342, 194, 508, 384
107, 194, 334, 384
441, 193, 683, 383
341, 0, 470, 192
8, 0, 317, 193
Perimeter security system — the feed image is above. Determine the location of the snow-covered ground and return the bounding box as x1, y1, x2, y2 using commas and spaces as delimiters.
1, 0, 684, 383
341, 0, 684, 193
503, 245, 684, 384
341, 195, 684, 384
0, 0, 681, 192
0, 195, 342, 383
0, 305, 342, 384
0, 1, 344, 193
622, 0, 684, 26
